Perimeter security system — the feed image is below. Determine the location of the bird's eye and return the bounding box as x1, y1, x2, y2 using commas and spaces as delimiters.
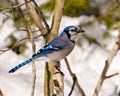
70, 29, 75, 32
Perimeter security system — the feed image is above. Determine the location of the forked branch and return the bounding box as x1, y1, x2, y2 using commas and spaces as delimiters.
93, 30, 120, 96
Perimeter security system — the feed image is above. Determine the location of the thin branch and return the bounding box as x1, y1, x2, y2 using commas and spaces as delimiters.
27, 1, 48, 37
105, 72, 119, 79
0, 34, 41, 55
25, 0, 36, 96
0, 37, 27, 55
31, 0, 50, 32
93, 30, 120, 96
47, 0, 64, 42
64, 58, 85, 96
0, 0, 32, 11
68, 74, 76, 96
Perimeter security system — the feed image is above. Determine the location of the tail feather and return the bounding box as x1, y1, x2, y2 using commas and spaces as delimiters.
9, 58, 34, 73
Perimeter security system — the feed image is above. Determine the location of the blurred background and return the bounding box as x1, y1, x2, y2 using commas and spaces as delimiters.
0, 0, 120, 96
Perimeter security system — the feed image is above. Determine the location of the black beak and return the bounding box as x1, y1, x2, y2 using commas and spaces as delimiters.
77, 28, 85, 33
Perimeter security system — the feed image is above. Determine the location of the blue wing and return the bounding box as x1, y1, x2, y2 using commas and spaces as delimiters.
32, 32, 69, 59
32, 44, 64, 59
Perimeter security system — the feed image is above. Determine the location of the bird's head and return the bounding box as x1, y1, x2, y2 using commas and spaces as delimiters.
63, 25, 85, 42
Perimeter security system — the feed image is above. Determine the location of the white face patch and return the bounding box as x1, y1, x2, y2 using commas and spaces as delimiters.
68, 28, 78, 41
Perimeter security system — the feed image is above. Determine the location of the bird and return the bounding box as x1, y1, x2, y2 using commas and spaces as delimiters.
8, 25, 85, 73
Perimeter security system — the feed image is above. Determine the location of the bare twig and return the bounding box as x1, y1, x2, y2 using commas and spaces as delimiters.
68, 74, 76, 96
0, 0, 32, 11
64, 58, 85, 96
105, 72, 119, 79
93, 30, 120, 96
31, 0, 50, 32
0, 34, 41, 55
27, 2, 48, 37
25, 0, 36, 96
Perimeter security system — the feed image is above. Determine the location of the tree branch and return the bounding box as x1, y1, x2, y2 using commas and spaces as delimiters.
105, 72, 119, 79
31, 0, 50, 33
27, 2, 48, 37
47, 0, 64, 42
25, 0, 36, 96
93, 30, 120, 96
44, 0, 65, 96
0, 34, 41, 55
50, 0, 65, 96
64, 58, 85, 96
0, 0, 32, 11
68, 74, 76, 96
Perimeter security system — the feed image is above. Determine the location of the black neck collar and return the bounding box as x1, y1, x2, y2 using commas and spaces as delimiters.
64, 31, 75, 43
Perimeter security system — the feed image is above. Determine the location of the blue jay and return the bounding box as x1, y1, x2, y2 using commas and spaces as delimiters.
9, 25, 85, 73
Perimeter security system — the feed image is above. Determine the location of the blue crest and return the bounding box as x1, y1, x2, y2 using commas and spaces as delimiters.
63, 25, 78, 32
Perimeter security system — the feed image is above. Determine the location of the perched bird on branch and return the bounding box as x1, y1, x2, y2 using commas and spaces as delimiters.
9, 25, 85, 73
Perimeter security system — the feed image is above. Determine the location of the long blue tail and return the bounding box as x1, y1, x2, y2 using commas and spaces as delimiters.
9, 58, 34, 73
